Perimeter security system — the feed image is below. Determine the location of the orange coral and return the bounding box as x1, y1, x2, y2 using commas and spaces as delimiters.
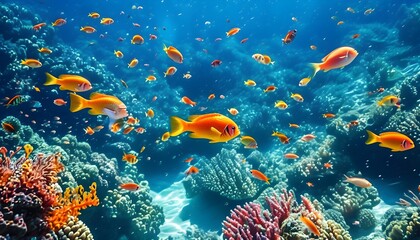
46, 182, 100, 231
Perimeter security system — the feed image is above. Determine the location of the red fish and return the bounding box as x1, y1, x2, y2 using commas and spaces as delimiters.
211, 59, 222, 67
282, 29, 297, 44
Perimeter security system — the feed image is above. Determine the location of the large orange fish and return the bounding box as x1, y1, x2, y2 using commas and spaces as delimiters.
311, 46, 358, 77
169, 113, 240, 143
163, 44, 183, 63
44, 73, 92, 92
69, 92, 128, 127
299, 216, 320, 236
365, 130, 415, 152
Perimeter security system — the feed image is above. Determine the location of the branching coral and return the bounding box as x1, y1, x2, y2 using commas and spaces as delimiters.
222, 189, 351, 239
0, 145, 98, 238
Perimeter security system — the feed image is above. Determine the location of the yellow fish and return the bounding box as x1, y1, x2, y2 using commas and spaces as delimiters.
170, 113, 240, 143
365, 130, 414, 152
377, 95, 400, 108
240, 136, 258, 149
24, 144, 33, 158
45, 73, 92, 92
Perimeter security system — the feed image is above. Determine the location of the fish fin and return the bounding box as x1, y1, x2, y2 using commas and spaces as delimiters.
343, 174, 349, 180
44, 72, 58, 86
101, 107, 116, 117
391, 149, 400, 152
365, 130, 379, 145
90, 92, 110, 99
188, 113, 221, 122
58, 74, 80, 79
310, 63, 321, 78
188, 132, 202, 139
69, 93, 88, 112
170, 116, 187, 137
210, 127, 222, 135
209, 140, 220, 143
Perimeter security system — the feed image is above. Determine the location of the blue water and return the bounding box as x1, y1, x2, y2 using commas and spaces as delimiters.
1, 0, 420, 239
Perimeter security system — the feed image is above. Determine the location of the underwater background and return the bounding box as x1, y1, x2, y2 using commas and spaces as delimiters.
0, 0, 419, 239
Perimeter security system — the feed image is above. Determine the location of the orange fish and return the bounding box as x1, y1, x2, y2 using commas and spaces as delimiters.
123, 126, 134, 134
244, 80, 256, 86
352, 33, 360, 39
139, 146, 146, 153
181, 96, 197, 107
161, 131, 170, 141
227, 108, 239, 116
306, 182, 314, 187
164, 66, 177, 77
291, 93, 304, 102
163, 44, 183, 63
52, 18, 66, 27
53, 99, 67, 106
120, 182, 140, 191
69, 93, 128, 125
84, 126, 95, 135
114, 50, 124, 58
252, 54, 275, 65
120, 79, 128, 88
323, 113, 336, 118
337, 21, 344, 26
310, 45, 317, 50
208, 94, 215, 100
365, 130, 415, 152
38, 48, 52, 54
311, 46, 358, 78
347, 120, 359, 128
250, 169, 270, 184
344, 175, 372, 188
184, 157, 193, 163
122, 153, 138, 164
274, 100, 288, 109
264, 85, 277, 93
324, 162, 333, 169
284, 153, 299, 159
282, 29, 297, 44
289, 123, 300, 128
226, 27, 240, 37
301, 134, 316, 142
272, 131, 290, 144
1, 122, 15, 133
21, 59, 42, 68
45, 73, 92, 92
88, 12, 100, 18
126, 116, 139, 125
131, 34, 144, 44
170, 113, 240, 143
128, 58, 139, 68
145, 108, 154, 118
135, 127, 146, 134
145, 75, 157, 82
33, 22, 46, 31
100, 18, 114, 25
300, 216, 320, 236
185, 166, 199, 175
80, 26, 96, 33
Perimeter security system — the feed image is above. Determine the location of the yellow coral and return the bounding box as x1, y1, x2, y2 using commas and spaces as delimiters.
47, 182, 99, 231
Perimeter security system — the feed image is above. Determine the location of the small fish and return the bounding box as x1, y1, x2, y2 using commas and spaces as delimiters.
282, 29, 297, 44
346, 7, 355, 13
365, 130, 415, 152
122, 153, 138, 164
352, 33, 360, 39
33, 86, 41, 92
347, 120, 359, 128
163, 44, 183, 63
299, 77, 311, 87
250, 169, 270, 184
123, 127, 134, 134
289, 123, 299, 128
291, 17, 298, 22
344, 175, 372, 188
80, 26, 96, 33
24, 144, 33, 158
88, 12, 100, 18
120, 79, 128, 88
244, 80, 256, 86
264, 85, 277, 93
1, 122, 16, 133
183, 73, 192, 79
310, 45, 317, 50
227, 108, 239, 116
364, 8, 374, 15
226, 27, 240, 37
139, 146, 146, 153
337, 21, 344, 26
52, 18, 66, 27
84, 126, 95, 135
131, 34, 144, 44
145, 109, 154, 118
208, 94, 215, 101
211, 59, 222, 67
120, 182, 140, 191
38, 48, 52, 54
100, 17, 114, 25
284, 153, 299, 159
272, 131, 290, 144
33, 22, 46, 31
377, 95, 400, 108
21, 59, 42, 68
184, 157, 193, 163
291, 93, 304, 102
126, 116, 140, 125
164, 67, 177, 77
240, 136, 258, 149
128, 58, 139, 68
146, 75, 157, 82
240, 38, 249, 44
149, 34, 158, 40
274, 100, 288, 109
180, 96, 197, 107
161, 131, 170, 141
136, 127, 146, 134
301, 134, 316, 142
299, 216, 320, 236
252, 54, 275, 65
53, 99, 67, 106
185, 166, 199, 175
114, 50, 124, 58
323, 113, 336, 118
306, 182, 314, 187
324, 162, 333, 169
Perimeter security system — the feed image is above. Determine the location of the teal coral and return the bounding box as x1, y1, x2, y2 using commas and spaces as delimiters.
383, 207, 420, 240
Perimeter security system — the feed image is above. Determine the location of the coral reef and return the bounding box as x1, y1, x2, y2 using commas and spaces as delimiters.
0, 145, 98, 238
183, 148, 261, 200
222, 189, 351, 239
382, 207, 420, 240
56, 216, 94, 240
103, 186, 164, 240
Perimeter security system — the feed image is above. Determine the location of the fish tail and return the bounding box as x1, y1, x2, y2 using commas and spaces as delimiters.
163, 44, 168, 52
170, 116, 188, 137
44, 72, 58, 86
163, 72, 167, 77
377, 101, 383, 106
69, 93, 88, 112
310, 63, 321, 78
20, 60, 26, 65
365, 130, 379, 145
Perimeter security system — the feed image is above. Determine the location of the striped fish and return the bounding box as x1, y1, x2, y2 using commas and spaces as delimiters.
5, 95, 27, 107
